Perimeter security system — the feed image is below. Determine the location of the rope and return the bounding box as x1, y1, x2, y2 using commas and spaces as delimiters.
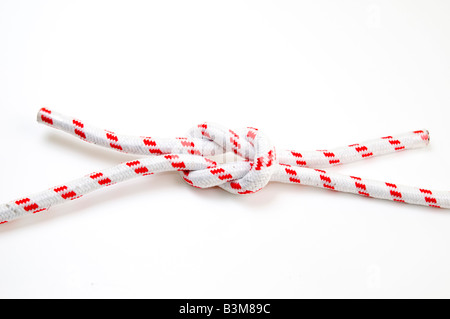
1, 108, 448, 224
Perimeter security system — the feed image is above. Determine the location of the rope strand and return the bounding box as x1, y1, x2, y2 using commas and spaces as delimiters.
0, 108, 447, 224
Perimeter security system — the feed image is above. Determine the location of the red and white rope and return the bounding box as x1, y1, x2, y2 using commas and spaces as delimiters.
0, 108, 448, 224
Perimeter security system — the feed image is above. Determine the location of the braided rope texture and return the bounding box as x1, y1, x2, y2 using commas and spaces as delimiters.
0, 108, 448, 224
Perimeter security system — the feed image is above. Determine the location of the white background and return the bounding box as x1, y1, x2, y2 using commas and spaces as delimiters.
0, 0, 449, 298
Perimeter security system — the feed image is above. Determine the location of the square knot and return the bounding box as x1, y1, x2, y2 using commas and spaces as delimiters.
185, 123, 277, 194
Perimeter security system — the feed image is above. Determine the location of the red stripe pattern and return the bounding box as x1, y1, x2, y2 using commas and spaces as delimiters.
283, 164, 301, 184
413, 130, 429, 142
210, 168, 233, 181
349, 144, 373, 159
143, 137, 164, 155
126, 160, 153, 176
73, 119, 86, 139
320, 150, 340, 165
90, 172, 113, 186
350, 176, 370, 197
291, 151, 307, 166
197, 123, 211, 139
420, 189, 440, 208
106, 131, 123, 151
40, 108, 53, 125
382, 136, 405, 151
177, 137, 201, 155
316, 169, 335, 190
229, 129, 242, 157
164, 155, 186, 171
385, 183, 405, 203
54, 185, 79, 200
15, 198, 44, 214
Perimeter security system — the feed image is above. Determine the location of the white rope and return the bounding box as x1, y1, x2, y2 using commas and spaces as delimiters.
0, 108, 448, 224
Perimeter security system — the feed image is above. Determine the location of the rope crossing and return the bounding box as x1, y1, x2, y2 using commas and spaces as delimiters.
1, 108, 449, 224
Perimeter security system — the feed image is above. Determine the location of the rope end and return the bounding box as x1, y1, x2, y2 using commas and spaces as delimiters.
37, 108, 54, 126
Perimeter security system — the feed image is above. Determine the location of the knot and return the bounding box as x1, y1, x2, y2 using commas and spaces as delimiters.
185, 123, 277, 194
9, 106, 441, 227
